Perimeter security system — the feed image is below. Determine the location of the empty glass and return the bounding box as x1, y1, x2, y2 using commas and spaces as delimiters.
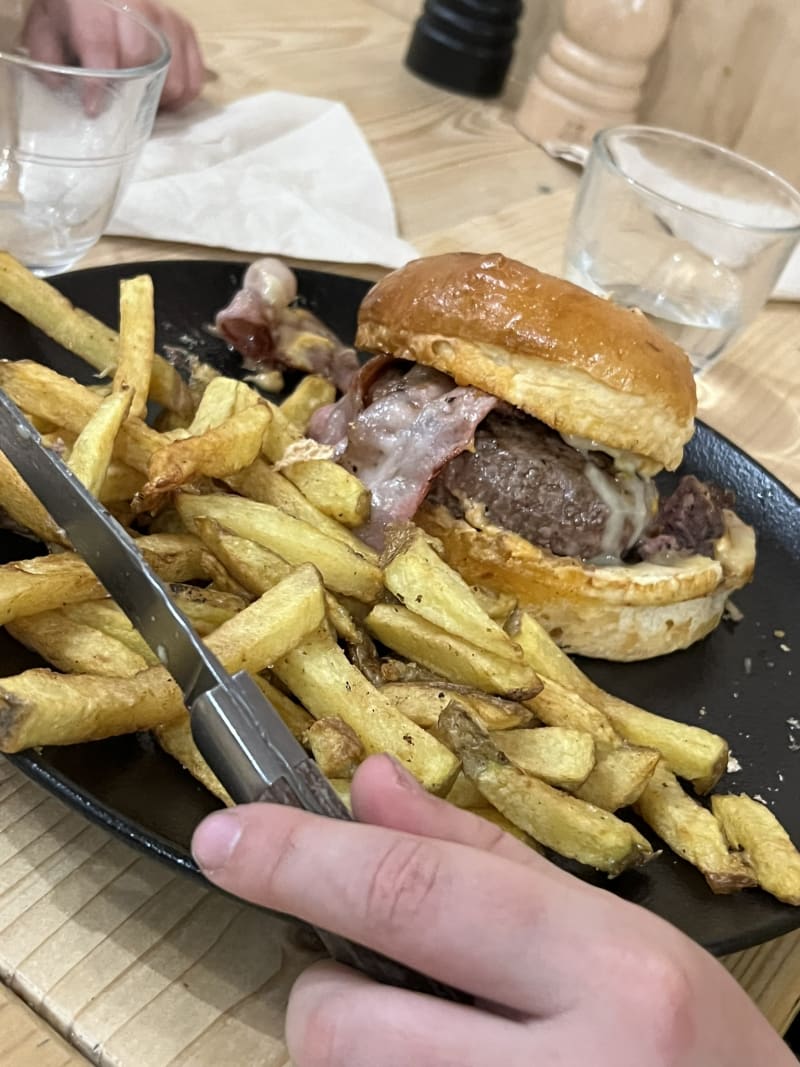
0, 0, 169, 275
563, 125, 800, 372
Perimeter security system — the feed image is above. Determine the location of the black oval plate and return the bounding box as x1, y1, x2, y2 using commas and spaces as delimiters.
2, 259, 799, 956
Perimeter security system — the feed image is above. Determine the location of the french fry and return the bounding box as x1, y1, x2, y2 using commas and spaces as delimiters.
526, 676, 617, 745
445, 773, 484, 809
0, 569, 327, 751
0, 252, 192, 415
382, 525, 523, 663
0, 451, 69, 545
439, 705, 652, 875
378, 681, 532, 731
252, 673, 314, 741
177, 493, 383, 602
200, 564, 325, 676
116, 275, 155, 419
712, 794, 800, 906
590, 691, 728, 795
99, 460, 145, 504
365, 603, 541, 699
229, 460, 376, 559
574, 744, 659, 811
154, 716, 233, 807
187, 376, 246, 434
472, 807, 543, 849
304, 717, 364, 779
280, 374, 336, 431
273, 625, 460, 794
0, 554, 109, 626
513, 611, 729, 792
261, 402, 370, 527
494, 727, 596, 790
7, 611, 149, 677
636, 762, 754, 893
0, 360, 164, 473
143, 404, 272, 496
67, 388, 133, 496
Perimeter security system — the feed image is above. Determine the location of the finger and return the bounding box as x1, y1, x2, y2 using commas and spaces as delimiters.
21, 2, 68, 66
192, 801, 615, 1015
286, 960, 528, 1067
352, 755, 562, 875
66, 0, 119, 70
116, 7, 157, 69
177, 16, 205, 107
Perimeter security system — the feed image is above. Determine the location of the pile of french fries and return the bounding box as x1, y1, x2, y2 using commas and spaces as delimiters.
0, 250, 798, 907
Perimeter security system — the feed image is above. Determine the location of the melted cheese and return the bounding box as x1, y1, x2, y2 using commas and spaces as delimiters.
561, 432, 660, 477
584, 462, 654, 563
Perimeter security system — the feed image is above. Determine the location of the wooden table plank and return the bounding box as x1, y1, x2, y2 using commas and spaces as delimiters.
0, 983, 88, 1066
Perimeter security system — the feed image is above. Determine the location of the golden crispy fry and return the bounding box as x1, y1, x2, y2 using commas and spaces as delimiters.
260, 401, 370, 527
144, 405, 271, 497
0, 667, 186, 750
328, 777, 352, 811
187, 376, 246, 434
0, 570, 327, 751
471, 807, 543, 849
0, 554, 108, 626
439, 705, 652, 875
591, 691, 728, 794
0, 252, 191, 415
712, 794, 800, 906
7, 611, 149, 677
636, 761, 754, 893
68, 388, 133, 496
378, 681, 532, 731
366, 603, 541, 699
525, 676, 617, 744
513, 611, 728, 791
154, 716, 233, 806
471, 586, 517, 625
445, 772, 484, 809
280, 374, 336, 432
382, 525, 523, 663
304, 717, 364, 779
252, 673, 314, 740
202, 564, 325, 677
0, 360, 164, 473
494, 727, 596, 790
575, 744, 660, 811
99, 460, 145, 504
190, 516, 361, 644
273, 625, 460, 794
177, 493, 382, 602
0, 451, 68, 545
230, 460, 376, 558
116, 275, 155, 419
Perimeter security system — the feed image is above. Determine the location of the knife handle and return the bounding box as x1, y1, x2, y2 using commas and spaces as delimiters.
258, 779, 472, 1004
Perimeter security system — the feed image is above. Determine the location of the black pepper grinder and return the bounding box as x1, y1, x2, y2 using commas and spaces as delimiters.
404, 0, 524, 99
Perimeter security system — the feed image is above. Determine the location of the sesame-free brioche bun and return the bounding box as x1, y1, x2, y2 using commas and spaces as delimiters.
357, 252, 697, 473
417, 502, 756, 662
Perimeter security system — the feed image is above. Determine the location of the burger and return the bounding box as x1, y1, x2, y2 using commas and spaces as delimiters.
308, 252, 756, 661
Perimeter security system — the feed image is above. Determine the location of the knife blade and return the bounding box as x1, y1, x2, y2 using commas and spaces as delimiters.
0, 388, 469, 1002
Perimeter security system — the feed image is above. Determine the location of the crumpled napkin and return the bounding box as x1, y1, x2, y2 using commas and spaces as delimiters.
108, 91, 419, 269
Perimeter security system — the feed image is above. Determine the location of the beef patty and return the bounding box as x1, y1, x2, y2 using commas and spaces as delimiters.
428, 410, 655, 561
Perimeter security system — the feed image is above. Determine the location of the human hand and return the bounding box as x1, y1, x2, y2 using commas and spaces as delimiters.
23, 0, 204, 110
192, 754, 793, 1067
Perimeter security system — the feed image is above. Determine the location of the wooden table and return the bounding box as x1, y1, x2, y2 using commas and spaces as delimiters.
1, 1, 799, 1062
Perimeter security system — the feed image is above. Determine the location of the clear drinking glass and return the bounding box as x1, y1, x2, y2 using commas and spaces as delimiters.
0, 0, 169, 276
563, 125, 800, 372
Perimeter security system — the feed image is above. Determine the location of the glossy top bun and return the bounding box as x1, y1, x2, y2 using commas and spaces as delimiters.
356, 252, 697, 472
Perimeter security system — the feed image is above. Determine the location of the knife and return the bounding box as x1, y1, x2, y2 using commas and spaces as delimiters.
0, 388, 468, 1003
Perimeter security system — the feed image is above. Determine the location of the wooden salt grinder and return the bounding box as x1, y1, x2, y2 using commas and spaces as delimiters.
515, 0, 673, 151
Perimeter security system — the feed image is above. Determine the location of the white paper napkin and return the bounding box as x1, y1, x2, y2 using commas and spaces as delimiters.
107, 91, 420, 269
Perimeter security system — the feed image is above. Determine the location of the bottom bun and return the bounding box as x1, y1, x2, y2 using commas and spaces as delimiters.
416, 504, 756, 662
